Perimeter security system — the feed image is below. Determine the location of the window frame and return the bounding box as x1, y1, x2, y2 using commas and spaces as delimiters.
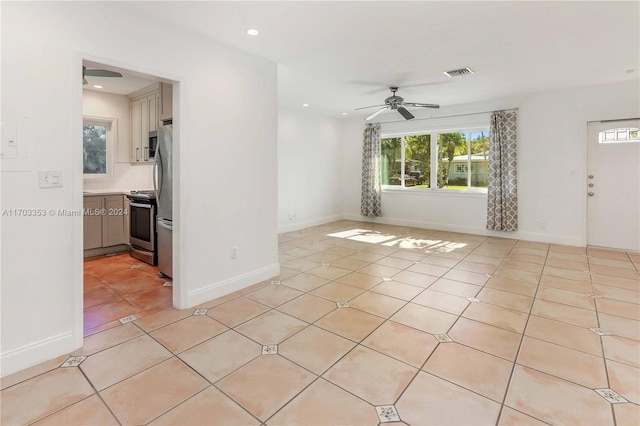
83, 115, 116, 179
380, 126, 490, 194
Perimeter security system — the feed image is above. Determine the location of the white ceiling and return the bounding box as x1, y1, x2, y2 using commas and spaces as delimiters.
113, 1, 638, 118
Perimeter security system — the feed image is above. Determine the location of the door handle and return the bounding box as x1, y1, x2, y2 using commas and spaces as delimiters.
588, 192, 595, 196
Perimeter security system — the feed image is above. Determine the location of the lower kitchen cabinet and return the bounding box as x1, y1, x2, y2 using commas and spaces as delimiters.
83, 195, 127, 250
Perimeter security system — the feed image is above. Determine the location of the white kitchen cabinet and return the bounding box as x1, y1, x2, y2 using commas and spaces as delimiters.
83, 195, 127, 250
129, 84, 160, 163
159, 82, 173, 122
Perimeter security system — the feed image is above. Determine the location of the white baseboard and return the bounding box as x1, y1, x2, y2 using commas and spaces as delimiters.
278, 214, 344, 234
343, 214, 584, 247
1, 331, 77, 378
187, 263, 281, 308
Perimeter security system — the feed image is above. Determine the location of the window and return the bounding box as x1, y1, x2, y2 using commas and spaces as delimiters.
381, 128, 489, 191
83, 117, 115, 177
599, 127, 639, 144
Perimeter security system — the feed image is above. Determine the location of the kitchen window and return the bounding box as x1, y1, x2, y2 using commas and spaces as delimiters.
381, 128, 490, 192
83, 116, 115, 177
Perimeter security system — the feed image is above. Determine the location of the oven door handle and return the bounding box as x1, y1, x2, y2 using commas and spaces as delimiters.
129, 202, 153, 209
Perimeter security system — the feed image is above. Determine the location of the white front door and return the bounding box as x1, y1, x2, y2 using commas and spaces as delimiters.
587, 120, 640, 251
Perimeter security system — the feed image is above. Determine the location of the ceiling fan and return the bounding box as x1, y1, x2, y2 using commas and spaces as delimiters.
355, 86, 439, 121
82, 65, 123, 85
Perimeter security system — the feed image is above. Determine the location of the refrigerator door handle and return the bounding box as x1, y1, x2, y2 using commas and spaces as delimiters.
158, 220, 173, 231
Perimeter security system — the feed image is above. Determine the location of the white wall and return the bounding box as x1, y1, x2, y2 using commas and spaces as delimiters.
1, 2, 278, 376
342, 79, 640, 246
82, 90, 154, 191
278, 107, 344, 232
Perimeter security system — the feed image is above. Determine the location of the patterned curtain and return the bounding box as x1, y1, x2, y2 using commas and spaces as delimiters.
486, 110, 518, 231
361, 123, 382, 217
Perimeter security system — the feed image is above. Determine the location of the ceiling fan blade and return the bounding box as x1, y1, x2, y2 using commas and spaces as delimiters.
84, 69, 123, 78
365, 107, 389, 121
397, 106, 415, 120
403, 102, 440, 109
354, 104, 386, 111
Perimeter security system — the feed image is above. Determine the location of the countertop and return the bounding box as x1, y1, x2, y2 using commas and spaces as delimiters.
82, 189, 130, 196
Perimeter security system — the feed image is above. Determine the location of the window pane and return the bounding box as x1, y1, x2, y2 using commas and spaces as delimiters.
437, 131, 468, 189
381, 137, 402, 185
404, 134, 430, 188
83, 124, 107, 174
599, 127, 640, 144
470, 130, 490, 189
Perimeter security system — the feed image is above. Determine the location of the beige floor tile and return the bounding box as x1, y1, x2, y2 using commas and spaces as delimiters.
443, 268, 491, 286
429, 278, 482, 298
32, 395, 118, 426
282, 257, 321, 272
206, 297, 271, 327
517, 336, 608, 388
606, 359, 640, 405
499, 259, 544, 274
485, 277, 538, 297
281, 273, 328, 292
412, 288, 470, 315
0, 354, 69, 390
268, 378, 379, 425
150, 315, 227, 353
420, 255, 460, 268
596, 298, 640, 320
593, 284, 640, 304
423, 342, 513, 402
276, 293, 337, 323
406, 262, 450, 277
538, 274, 592, 294
305, 251, 343, 264
591, 264, 640, 280
309, 282, 365, 302
245, 285, 303, 308
0, 368, 94, 425
362, 320, 438, 367
464, 254, 503, 266
391, 302, 458, 334
216, 355, 315, 421
507, 252, 546, 265
462, 302, 529, 333
283, 247, 317, 258
543, 265, 591, 283
358, 262, 404, 278
550, 244, 586, 255
602, 335, 640, 368
591, 274, 640, 291
376, 255, 415, 270
370, 280, 424, 301
504, 365, 613, 425
455, 260, 499, 275
390, 250, 427, 262
325, 246, 359, 256
588, 248, 633, 261
396, 371, 501, 425
494, 268, 540, 285
598, 313, 640, 341
392, 270, 439, 287
614, 402, 640, 426
524, 315, 603, 356
545, 257, 590, 271
535, 286, 595, 310
349, 251, 386, 262
178, 330, 261, 383
278, 326, 355, 374
133, 308, 193, 333
323, 345, 417, 405
477, 287, 534, 313
101, 358, 208, 425
235, 310, 307, 345
315, 307, 384, 341
530, 299, 598, 328
448, 317, 522, 361
497, 406, 548, 425
81, 334, 172, 390
349, 291, 406, 318
307, 264, 352, 280
335, 271, 383, 289
149, 386, 259, 425
330, 256, 371, 271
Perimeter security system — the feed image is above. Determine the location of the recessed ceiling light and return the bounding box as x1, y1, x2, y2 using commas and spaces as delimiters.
342, 112, 348, 115
302, 103, 309, 107
246, 29, 259, 36
93, 85, 103, 89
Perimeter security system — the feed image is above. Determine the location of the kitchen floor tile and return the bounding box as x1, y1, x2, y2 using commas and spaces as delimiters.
392, 270, 439, 287
462, 301, 529, 333
0, 354, 70, 391
307, 264, 352, 280
497, 406, 548, 425
124, 286, 173, 311
278, 325, 355, 374
606, 359, 640, 405
499, 259, 544, 274
485, 277, 538, 297
32, 395, 118, 426
535, 286, 596, 310
390, 302, 458, 334
216, 355, 315, 421
476, 287, 534, 313
314, 306, 385, 342
276, 293, 337, 323
597, 313, 640, 341
133, 307, 193, 332
448, 317, 522, 361
596, 298, 640, 320
539, 274, 593, 294
530, 299, 598, 328
349, 291, 406, 318
443, 268, 491, 286
429, 278, 482, 298
235, 310, 307, 345
83, 285, 120, 308
335, 271, 383, 289
245, 285, 303, 308
602, 335, 640, 368
281, 273, 329, 292
150, 315, 228, 353
411, 288, 470, 315
206, 296, 271, 327
361, 320, 438, 367
396, 371, 501, 426
309, 281, 365, 302
323, 345, 417, 405
83, 298, 141, 332
524, 315, 603, 356
613, 403, 640, 426
370, 280, 424, 300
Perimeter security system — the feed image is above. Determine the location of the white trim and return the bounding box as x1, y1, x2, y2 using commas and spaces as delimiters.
278, 214, 344, 234
186, 263, 280, 308
0, 331, 76, 378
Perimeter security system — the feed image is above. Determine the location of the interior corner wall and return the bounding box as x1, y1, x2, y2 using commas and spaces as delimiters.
1, 2, 278, 376
277, 107, 344, 233
342, 79, 640, 246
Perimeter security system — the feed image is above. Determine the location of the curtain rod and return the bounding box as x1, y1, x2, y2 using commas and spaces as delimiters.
588, 117, 640, 123
371, 107, 519, 124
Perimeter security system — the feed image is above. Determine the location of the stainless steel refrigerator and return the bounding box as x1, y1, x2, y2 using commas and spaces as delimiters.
155, 125, 173, 277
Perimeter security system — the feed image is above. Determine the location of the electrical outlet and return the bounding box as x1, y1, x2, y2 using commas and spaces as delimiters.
231, 246, 238, 259
539, 221, 546, 230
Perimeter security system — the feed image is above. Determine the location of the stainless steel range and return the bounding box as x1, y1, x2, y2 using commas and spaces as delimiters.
126, 190, 157, 265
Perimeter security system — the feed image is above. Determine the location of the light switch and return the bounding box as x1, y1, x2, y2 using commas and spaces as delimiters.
39, 171, 63, 188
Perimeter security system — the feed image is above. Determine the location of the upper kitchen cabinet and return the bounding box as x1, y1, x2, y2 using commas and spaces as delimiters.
129, 82, 172, 163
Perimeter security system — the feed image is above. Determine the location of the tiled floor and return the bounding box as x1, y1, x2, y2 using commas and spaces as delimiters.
83, 252, 172, 336
2, 220, 639, 425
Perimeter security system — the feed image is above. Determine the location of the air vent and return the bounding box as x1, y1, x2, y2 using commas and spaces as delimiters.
443, 67, 475, 78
